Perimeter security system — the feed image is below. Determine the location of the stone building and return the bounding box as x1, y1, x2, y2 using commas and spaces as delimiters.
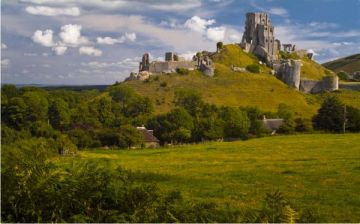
136, 125, 159, 148
240, 12, 280, 63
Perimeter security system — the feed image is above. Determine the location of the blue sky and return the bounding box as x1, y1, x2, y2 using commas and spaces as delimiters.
1, 0, 360, 85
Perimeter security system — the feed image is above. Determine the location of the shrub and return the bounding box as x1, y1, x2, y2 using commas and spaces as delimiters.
313, 95, 345, 132
176, 68, 189, 75
295, 118, 313, 132
337, 71, 348, 80
246, 64, 260, 73
160, 81, 167, 87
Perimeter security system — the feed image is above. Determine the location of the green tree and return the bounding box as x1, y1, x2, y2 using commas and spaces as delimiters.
174, 89, 204, 117
48, 98, 71, 130
220, 107, 250, 138
313, 96, 345, 132
22, 91, 49, 123
277, 104, 295, 133
118, 124, 144, 148
346, 106, 360, 132
294, 118, 313, 132
3, 97, 27, 129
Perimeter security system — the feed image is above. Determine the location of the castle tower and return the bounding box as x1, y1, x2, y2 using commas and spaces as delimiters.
139, 53, 150, 72
240, 12, 279, 63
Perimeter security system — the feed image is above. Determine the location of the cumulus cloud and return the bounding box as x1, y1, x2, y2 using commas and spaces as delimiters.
59, 24, 89, 46
268, 7, 288, 16
79, 46, 102, 56
52, 45, 68, 55
1, 43, 7, 49
32, 29, 55, 47
96, 32, 136, 45
179, 51, 196, 60
184, 16, 215, 33
25, 6, 80, 16
206, 26, 226, 42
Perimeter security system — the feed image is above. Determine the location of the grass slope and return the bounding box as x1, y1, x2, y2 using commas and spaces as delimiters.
78, 134, 360, 222
301, 57, 333, 80
124, 45, 317, 117
323, 54, 360, 73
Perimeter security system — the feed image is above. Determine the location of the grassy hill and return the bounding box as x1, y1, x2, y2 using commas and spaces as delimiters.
122, 45, 359, 117
75, 134, 360, 222
322, 54, 360, 73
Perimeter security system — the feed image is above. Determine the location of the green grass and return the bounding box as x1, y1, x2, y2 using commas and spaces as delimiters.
74, 134, 360, 222
301, 57, 332, 80
323, 54, 360, 73
125, 68, 318, 118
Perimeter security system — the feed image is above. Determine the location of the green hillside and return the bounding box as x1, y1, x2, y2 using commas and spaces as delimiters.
322, 54, 360, 73
123, 45, 359, 118
78, 134, 360, 222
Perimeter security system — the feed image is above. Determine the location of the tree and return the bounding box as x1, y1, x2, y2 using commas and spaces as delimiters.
195, 104, 224, 141
22, 91, 49, 123
48, 98, 71, 130
118, 124, 144, 148
216, 42, 223, 52
277, 104, 295, 133
148, 108, 194, 143
246, 64, 260, 73
174, 89, 204, 117
313, 96, 345, 132
243, 107, 267, 136
346, 106, 360, 132
220, 107, 250, 138
295, 118, 313, 132
3, 97, 27, 129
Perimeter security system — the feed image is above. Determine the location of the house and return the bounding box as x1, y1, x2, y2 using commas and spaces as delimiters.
261, 115, 284, 134
136, 125, 160, 148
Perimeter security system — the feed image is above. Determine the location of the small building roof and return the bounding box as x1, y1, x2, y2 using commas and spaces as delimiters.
136, 126, 159, 143
261, 117, 284, 131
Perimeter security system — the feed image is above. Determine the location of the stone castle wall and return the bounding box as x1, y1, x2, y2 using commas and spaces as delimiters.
299, 76, 339, 93
274, 59, 301, 89
148, 61, 197, 73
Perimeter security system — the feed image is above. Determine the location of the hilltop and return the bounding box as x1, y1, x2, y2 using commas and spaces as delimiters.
122, 44, 359, 118
322, 54, 360, 73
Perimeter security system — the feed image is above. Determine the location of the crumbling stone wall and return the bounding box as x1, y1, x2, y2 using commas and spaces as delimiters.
299, 76, 339, 93
273, 59, 301, 89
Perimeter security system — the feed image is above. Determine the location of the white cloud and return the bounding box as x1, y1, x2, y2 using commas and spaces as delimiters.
79, 46, 102, 56
59, 24, 89, 46
32, 29, 55, 47
24, 53, 38, 56
307, 49, 318, 56
179, 51, 196, 60
268, 7, 288, 16
97, 36, 119, 45
25, 6, 80, 16
184, 16, 215, 33
150, 1, 201, 11
1, 43, 7, 49
96, 32, 136, 45
206, 26, 226, 42
125, 32, 136, 42
228, 34, 241, 42
1, 59, 10, 67
53, 45, 68, 55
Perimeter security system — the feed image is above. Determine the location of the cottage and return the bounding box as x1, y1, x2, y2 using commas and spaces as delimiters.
136, 125, 160, 148
261, 115, 284, 134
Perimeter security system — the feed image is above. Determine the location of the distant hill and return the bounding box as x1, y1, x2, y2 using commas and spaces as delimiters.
122, 44, 360, 118
322, 54, 360, 73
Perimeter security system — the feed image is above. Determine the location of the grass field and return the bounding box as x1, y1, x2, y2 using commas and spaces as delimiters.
75, 134, 360, 222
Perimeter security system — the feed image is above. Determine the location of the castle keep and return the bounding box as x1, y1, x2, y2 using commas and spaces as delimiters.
240, 12, 280, 63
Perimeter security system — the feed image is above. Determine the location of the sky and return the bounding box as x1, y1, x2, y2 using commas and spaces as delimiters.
1, 0, 360, 85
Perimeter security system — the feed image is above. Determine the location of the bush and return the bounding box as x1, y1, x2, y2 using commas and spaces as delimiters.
246, 64, 260, 73
160, 81, 167, 87
313, 95, 345, 132
337, 71, 348, 80
1, 146, 234, 223
176, 68, 189, 75
295, 118, 313, 132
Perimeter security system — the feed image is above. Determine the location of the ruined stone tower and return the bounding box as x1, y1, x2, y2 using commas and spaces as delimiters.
139, 53, 150, 72
240, 12, 280, 63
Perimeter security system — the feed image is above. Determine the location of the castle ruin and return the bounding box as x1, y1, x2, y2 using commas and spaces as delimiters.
240, 12, 280, 64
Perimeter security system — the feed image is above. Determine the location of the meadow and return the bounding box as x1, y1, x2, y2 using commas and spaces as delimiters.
77, 134, 360, 222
